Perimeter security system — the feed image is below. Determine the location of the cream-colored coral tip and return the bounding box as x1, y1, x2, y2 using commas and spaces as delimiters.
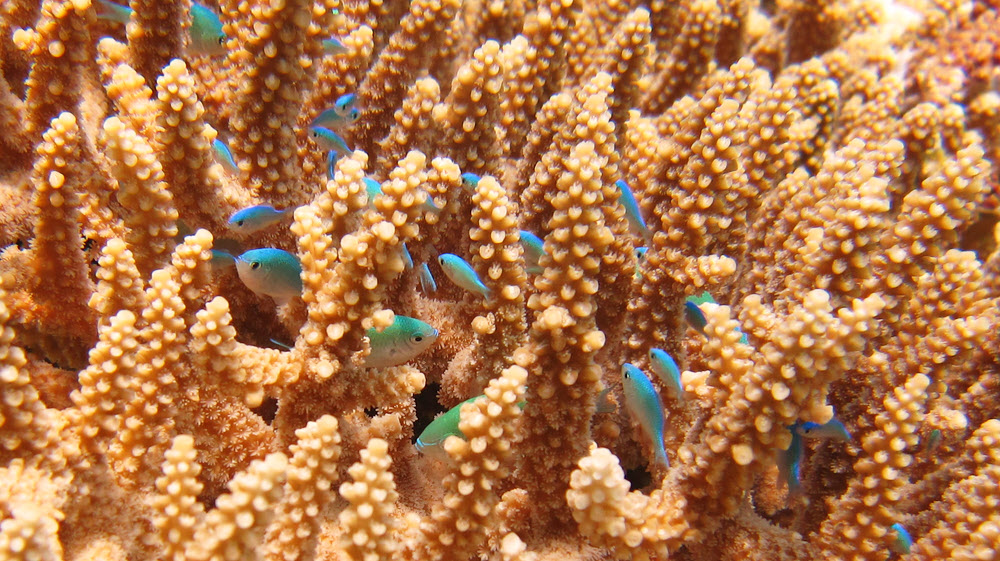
371, 309, 395, 330
472, 314, 494, 335
731, 443, 754, 466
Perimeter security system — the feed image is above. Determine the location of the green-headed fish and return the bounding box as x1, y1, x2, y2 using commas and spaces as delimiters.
98, 1, 227, 56
615, 179, 651, 242
212, 138, 240, 174
418, 262, 437, 294
438, 253, 491, 299
648, 348, 685, 403
235, 248, 303, 305
622, 363, 668, 468
228, 205, 293, 235
364, 315, 438, 368
519, 230, 545, 274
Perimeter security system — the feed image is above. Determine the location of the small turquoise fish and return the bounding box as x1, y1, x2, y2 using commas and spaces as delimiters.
796, 419, 851, 441
97, 1, 227, 55
684, 292, 750, 344
269, 338, 293, 351
334, 93, 357, 116
889, 523, 912, 554
363, 177, 439, 214
189, 2, 227, 56
364, 315, 439, 368
401, 243, 414, 270
417, 263, 437, 293
621, 363, 668, 468
95, 0, 130, 23
519, 230, 545, 274
634, 246, 648, 278
648, 348, 685, 403
416, 396, 477, 459
926, 428, 942, 453
417, 397, 527, 459
777, 427, 804, 495
212, 138, 240, 174
210, 249, 236, 271
235, 248, 303, 305
438, 253, 491, 299
460, 172, 480, 191
310, 126, 352, 158
615, 179, 651, 241
322, 38, 347, 55
312, 96, 361, 131
228, 205, 292, 235
684, 300, 708, 336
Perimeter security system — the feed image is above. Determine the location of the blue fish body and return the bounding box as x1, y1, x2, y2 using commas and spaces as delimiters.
212, 138, 240, 174
684, 300, 708, 336
621, 363, 668, 468
312, 100, 360, 131
778, 427, 804, 495
228, 205, 292, 235
401, 243, 414, 270
889, 523, 912, 554
364, 315, 438, 368
615, 179, 650, 241
460, 172, 480, 191
363, 177, 438, 214
796, 419, 852, 441
648, 348, 685, 403
519, 230, 545, 274
235, 248, 303, 305
189, 2, 227, 56
95, 0, 131, 23
210, 250, 236, 271
322, 38, 347, 55
417, 263, 437, 293
438, 253, 491, 299
310, 126, 352, 158
96, 0, 227, 55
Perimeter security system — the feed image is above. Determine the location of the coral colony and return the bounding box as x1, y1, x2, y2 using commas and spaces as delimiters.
1, 0, 999, 560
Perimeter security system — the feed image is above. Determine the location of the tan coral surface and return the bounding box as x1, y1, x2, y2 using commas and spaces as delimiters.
1, 0, 999, 560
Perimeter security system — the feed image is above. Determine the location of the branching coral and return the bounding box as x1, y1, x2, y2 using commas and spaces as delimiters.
1, 0, 999, 560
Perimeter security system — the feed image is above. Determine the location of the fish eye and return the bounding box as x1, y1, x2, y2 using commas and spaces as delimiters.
236, 220, 244, 226
250, 261, 260, 270
218, 36, 226, 44
411, 334, 424, 343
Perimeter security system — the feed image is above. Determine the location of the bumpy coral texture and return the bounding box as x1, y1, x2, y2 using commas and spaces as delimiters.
0, 0, 999, 560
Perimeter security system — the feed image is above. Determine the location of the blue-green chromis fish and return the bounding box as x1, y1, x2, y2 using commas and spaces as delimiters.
460, 172, 480, 191
210, 249, 236, 271
401, 243, 414, 270
648, 348, 685, 403
889, 523, 912, 554
417, 263, 437, 294
795, 419, 851, 441
363, 177, 439, 214
364, 315, 439, 368
310, 126, 352, 158
228, 205, 293, 235
777, 427, 803, 495
322, 38, 347, 55
212, 138, 240, 174
684, 300, 708, 336
235, 248, 303, 305
926, 428, 942, 453
97, 1, 227, 55
621, 363, 668, 468
438, 253, 491, 299
634, 246, 648, 278
519, 230, 545, 274
189, 2, 227, 56
312, 96, 361, 131
95, 0, 130, 23
416, 395, 477, 459
615, 179, 651, 241
684, 292, 750, 344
